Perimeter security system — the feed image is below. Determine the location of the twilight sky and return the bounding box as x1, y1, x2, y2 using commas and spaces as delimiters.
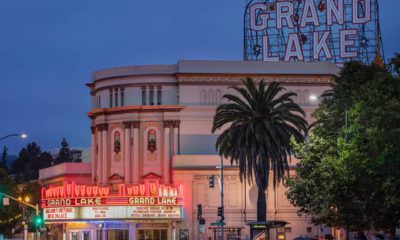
1, 0, 399, 154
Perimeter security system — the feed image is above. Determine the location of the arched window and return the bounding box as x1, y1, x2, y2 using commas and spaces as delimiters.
142, 87, 146, 105
114, 131, 121, 153
149, 89, 154, 105
208, 90, 213, 105
157, 89, 162, 105
216, 89, 222, 105
147, 129, 157, 153
200, 90, 206, 105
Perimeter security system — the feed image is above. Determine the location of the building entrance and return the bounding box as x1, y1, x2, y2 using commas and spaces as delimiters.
137, 229, 168, 240
106, 229, 129, 240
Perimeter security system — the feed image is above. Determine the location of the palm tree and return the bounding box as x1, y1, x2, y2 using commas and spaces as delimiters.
212, 78, 307, 222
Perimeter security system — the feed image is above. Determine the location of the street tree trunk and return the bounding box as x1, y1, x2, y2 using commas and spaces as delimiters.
257, 186, 267, 221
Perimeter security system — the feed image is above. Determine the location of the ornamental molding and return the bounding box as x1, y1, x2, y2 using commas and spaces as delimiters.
96, 123, 109, 131
123, 121, 131, 129
177, 75, 333, 85
163, 120, 180, 128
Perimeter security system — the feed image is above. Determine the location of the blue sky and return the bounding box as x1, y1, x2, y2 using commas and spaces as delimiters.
0, 0, 399, 154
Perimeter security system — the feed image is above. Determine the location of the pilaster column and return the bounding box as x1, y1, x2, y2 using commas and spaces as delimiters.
98, 123, 109, 185
132, 121, 140, 183
172, 120, 180, 156
96, 125, 104, 184
172, 121, 180, 183
90, 126, 96, 184
123, 121, 131, 183
163, 121, 172, 183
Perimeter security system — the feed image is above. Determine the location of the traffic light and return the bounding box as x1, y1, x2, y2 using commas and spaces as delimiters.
209, 174, 214, 188
34, 215, 44, 228
197, 204, 202, 218
217, 207, 224, 219
199, 217, 206, 225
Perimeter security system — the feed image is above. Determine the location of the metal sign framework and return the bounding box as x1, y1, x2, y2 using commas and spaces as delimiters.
243, 0, 384, 64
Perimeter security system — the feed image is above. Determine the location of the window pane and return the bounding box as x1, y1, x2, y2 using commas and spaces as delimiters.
142, 88, 146, 105
110, 89, 113, 107
157, 90, 162, 105
149, 90, 154, 105
115, 88, 119, 107
121, 88, 125, 106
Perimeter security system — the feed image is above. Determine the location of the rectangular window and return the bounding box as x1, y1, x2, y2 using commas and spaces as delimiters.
120, 88, 125, 106
97, 96, 101, 108
114, 88, 119, 107
142, 87, 146, 105
307, 227, 312, 233
149, 89, 154, 105
109, 89, 113, 107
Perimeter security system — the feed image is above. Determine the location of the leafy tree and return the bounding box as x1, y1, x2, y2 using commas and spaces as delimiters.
0, 146, 8, 173
55, 138, 72, 164
11, 143, 42, 181
11, 142, 52, 181
0, 168, 20, 237
212, 78, 307, 221
285, 58, 400, 238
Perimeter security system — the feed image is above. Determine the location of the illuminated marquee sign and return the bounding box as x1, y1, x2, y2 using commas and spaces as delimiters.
41, 181, 184, 221
244, 0, 383, 64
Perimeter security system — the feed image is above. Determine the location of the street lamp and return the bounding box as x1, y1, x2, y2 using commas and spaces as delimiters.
0, 133, 28, 141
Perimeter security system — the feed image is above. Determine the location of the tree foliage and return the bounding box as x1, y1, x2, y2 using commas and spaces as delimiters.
285, 56, 400, 235
55, 138, 72, 165
212, 78, 307, 221
0, 146, 8, 173
11, 142, 53, 182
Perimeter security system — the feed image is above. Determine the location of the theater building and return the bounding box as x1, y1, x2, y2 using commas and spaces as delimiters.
39, 60, 339, 240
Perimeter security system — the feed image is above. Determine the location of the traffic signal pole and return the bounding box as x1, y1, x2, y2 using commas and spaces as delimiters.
0, 192, 39, 215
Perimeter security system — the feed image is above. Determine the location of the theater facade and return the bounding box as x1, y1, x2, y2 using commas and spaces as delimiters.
39, 60, 339, 240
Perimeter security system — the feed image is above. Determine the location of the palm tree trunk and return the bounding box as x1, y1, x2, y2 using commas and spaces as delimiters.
257, 186, 267, 221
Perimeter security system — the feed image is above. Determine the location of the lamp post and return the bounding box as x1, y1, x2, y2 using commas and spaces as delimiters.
0, 133, 28, 141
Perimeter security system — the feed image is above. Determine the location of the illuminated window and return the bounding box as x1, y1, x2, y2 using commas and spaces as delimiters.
148, 129, 157, 153
142, 87, 146, 105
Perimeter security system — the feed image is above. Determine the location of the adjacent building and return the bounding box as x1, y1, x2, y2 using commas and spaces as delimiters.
39, 60, 339, 240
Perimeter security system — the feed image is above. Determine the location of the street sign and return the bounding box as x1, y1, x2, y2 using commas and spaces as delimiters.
210, 221, 226, 226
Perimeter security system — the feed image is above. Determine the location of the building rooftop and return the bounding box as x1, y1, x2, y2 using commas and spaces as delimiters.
91, 60, 340, 82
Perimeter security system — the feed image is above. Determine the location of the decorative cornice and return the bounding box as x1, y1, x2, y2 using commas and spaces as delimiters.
163, 120, 180, 128
123, 121, 131, 129
131, 121, 140, 129
176, 74, 334, 85
96, 123, 109, 131
88, 105, 185, 119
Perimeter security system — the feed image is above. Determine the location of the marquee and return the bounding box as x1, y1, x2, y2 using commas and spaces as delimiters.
41, 181, 184, 221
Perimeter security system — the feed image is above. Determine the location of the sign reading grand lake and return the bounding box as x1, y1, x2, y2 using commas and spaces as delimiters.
41, 181, 184, 221
244, 0, 383, 64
